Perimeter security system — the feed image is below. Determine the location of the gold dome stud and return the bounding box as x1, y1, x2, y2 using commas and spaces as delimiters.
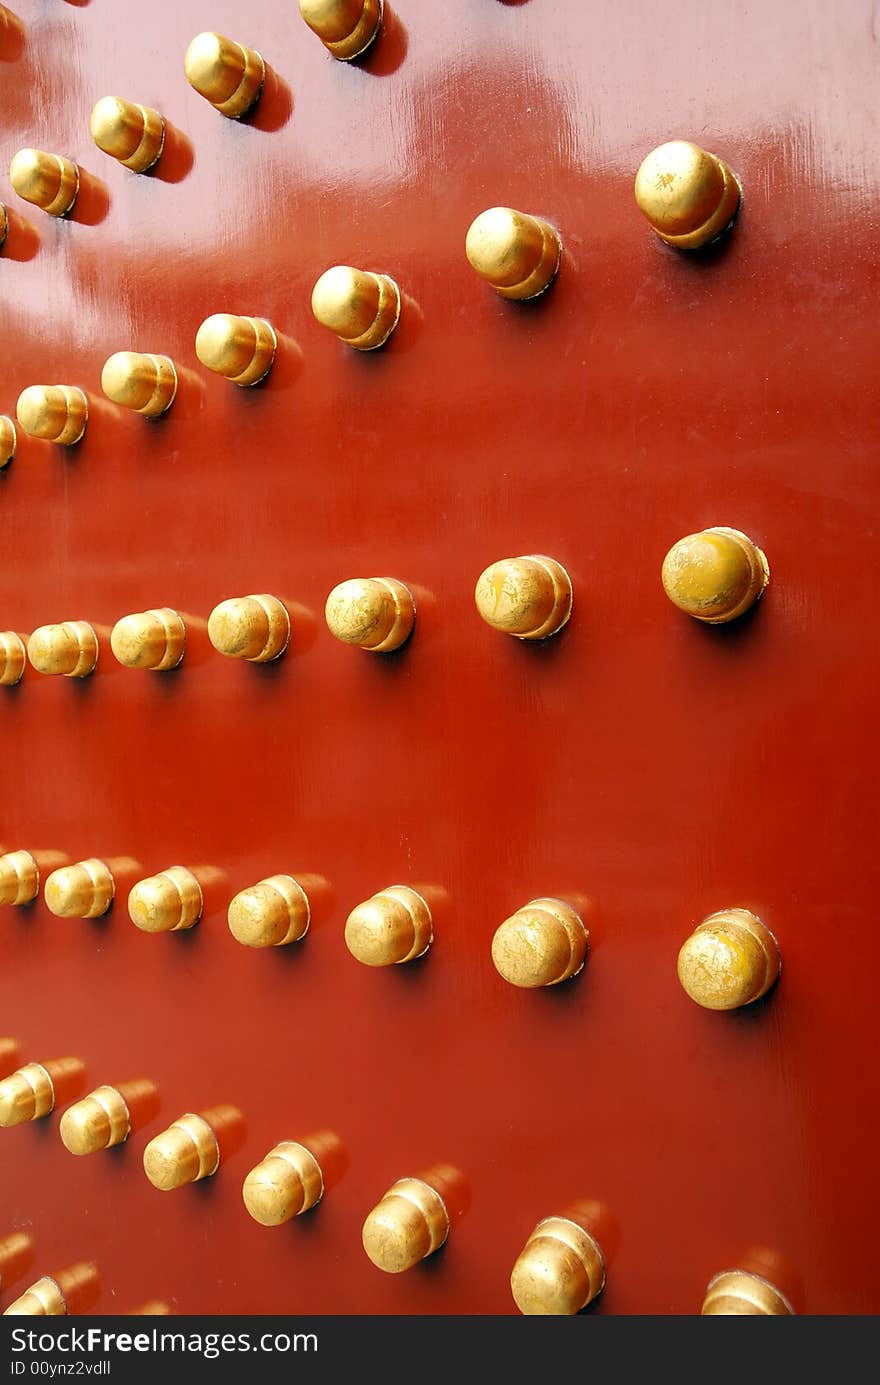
0, 850, 40, 906
0, 1232, 32, 1293
127, 866, 203, 934
101, 352, 178, 417
324, 577, 415, 652
143, 1110, 223, 1191
702, 1269, 794, 1315
0, 415, 16, 467
362, 1175, 451, 1273
184, 32, 265, 119
661, 526, 769, 624
298, 0, 383, 61
634, 140, 741, 250
311, 265, 401, 350
465, 206, 561, 301
242, 1139, 325, 1226
110, 608, 186, 670
9, 148, 79, 217
0, 632, 26, 686
491, 898, 588, 989
89, 97, 165, 173
194, 314, 277, 387
344, 884, 433, 967
510, 1215, 606, 1316
677, 908, 781, 1011
475, 553, 572, 640
227, 874, 310, 949
27, 621, 98, 677
44, 859, 115, 919
3, 1263, 98, 1317
16, 385, 87, 446
0, 1058, 86, 1128
207, 594, 290, 662
59, 1080, 154, 1156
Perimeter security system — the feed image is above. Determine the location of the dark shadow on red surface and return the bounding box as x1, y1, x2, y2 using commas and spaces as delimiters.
241, 65, 294, 133
0, 11, 24, 61
0, 206, 40, 260
68, 167, 110, 226
148, 121, 195, 185
355, 3, 408, 77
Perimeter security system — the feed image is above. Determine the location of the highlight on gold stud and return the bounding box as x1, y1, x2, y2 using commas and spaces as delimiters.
0, 632, 26, 686
0, 1058, 85, 1128
110, 609, 186, 671
208, 594, 290, 662
311, 265, 401, 350
27, 621, 98, 678
661, 527, 769, 624
634, 140, 741, 250
325, 577, 415, 652
298, 0, 383, 61
677, 908, 781, 1011
44, 860, 115, 919
475, 554, 572, 640
89, 97, 165, 173
195, 314, 277, 386
702, 1268, 794, 1315
143, 1109, 227, 1191
362, 1173, 451, 1274
511, 1214, 606, 1316
344, 884, 433, 967
16, 386, 87, 446
242, 1138, 325, 1226
183, 32, 265, 119
128, 866, 203, 934
59, 1079, 156, 1156
0, 849, 40, 905
2, 1263, 99, 1317
0, 415, 15, 467
491, 898, 588, 989
227, 874, 310, 949
465, 207, 561, 301
101, 352, 178, 417
9, 148, 79, 217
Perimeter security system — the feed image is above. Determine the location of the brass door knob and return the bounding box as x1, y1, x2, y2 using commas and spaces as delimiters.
227, 874, 310, 948
143, 1110, 225, 1191
9, 149, 79, 217
0, 1232, 32, 1294
465, 207, 561, 300
3, 1263, 98, 1317
27, 621, 98, 677
16, 386, 87, 445
475, 554, 572, 639
510, 1215, 606, 1315
702, 1269, 794, 1315
298, 0, 382, 61
0, 1058, 86, 1128
44, 860, 115, 919
311, 266, 401, 350
677, 908, 781, 1010
0, 849, 39, 906
0, 632, 25, 685
128, 867, 203, 934
0, 415, 15, 468
195, 314, 277, 386
242, 1139, 325, 1225
491, 898, 588, 989
184, 32, 265, 119
362, 1175, 450, 1273
208, 594, 290, 662
101, 352, 178, 416
110, 608, 186, 670
344, 885, 433, 967
324, 577, 415, 652
635, 140, 741, 249
662, 527, 769, 623
59, 1081, 154, 1156
89, 97, 165, 173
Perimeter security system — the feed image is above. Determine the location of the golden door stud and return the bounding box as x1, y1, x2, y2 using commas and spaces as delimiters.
362, 1175, 451, 1273
44, 860, 115, 919
143, 1110, 225, 1191
677, 908, 781, 1011
89, 97, 165, 173
195, 314, 277, 386
0, 415, 16, 467
475, 554, 572, 640
510, 1215, 606, 1315
184, 32, 265, 119
9, 148, 79, 217
208, 594, 290, 662
325, 577, 415, 652
59, 1080, 154, 1156
634, 140, 741, 250
242, 1139, 325, 1225
0, 632, 26, 686
0, 1058, 85, 1128
311, 266, 401, 350
0, 850, 40, 905
227, 874, 310, 948
702, 1269, 794, 1315
101, 352, 178, 417
344, 884, 433, 967
298, 0, 382, 61
111, 608, 186, 670
3, 1263, 98, 1317
27, 621, 98, 677
465, 207, 561, 300
16, 385, 87, 445
661, 526, 769, 624
128, 867, 203, 934
491, 898, 588, 989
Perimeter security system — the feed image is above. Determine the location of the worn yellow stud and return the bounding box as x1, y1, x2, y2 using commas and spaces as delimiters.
89, 97, 165, 173
465, 207, 561, 301
677, 908, 781, 1011
661, 527, 769, 624
0, 1058, 85, 1128
27, 621, 98, 678
3, 1263, 98, 1317
110, 609, 186, 671
491, 898, 588, 989
184, 32, 265, 119
0, 850, 40, 905
634, 140, 741, 250
128, 867, 202, 934
208, 594, 290, 662
0, 632, 26, 686
195, 314, 277, 386
311, 266, 401, 350
227, 874, 310, 949
362, 1173, 451, 1274
0, 416, 15, 467
344, 885, 433, 967
44, 860, 115, 919
475, 554, 572, 640
9, 148, 79, 217
298, 0, 382, 61
59, 1080, 154, 1156
16, 385, 87, 446
143, 1110, 225, 1191
511, 1215, 606, 1316
702, 1269, 794, 1315
242, 1139, 326, 1226
325, 577, 415, 652
101, 352, 178, 417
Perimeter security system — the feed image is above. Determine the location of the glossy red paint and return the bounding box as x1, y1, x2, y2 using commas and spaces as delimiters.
1, 0, 878, 1315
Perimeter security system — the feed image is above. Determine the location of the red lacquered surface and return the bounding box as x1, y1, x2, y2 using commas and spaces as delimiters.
1, 0, 878, 1314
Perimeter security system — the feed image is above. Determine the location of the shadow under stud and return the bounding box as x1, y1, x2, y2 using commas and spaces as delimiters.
634, 140, 741, 250
101, 352, 178, 417
227, 875, 310, 949
475, 554, 572, 640
510, 1215, 606, 1316
127, 867, 202, 934
27, 622, 98, 677
195, 314, 277, 386
111, 609, 186, 670
324, 577, 415, 652
311, 266, 400, 350
208, 594, 290, 662
89, 97, 165, 173
491, 898, 588, 989
677, 908, 781, 1011
299, 0, 382, 61
16, 386, 87, 446
344, 885, 433, 967
184, 32, 265, 119
465, 206, 561, 300
9, 148, 79, 217
661, 527, 768, 624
